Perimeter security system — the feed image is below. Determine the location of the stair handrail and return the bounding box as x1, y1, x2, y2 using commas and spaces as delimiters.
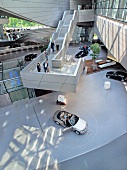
55, 10, 78, 61
46, 10, 70, 55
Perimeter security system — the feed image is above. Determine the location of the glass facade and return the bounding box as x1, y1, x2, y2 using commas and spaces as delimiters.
96, 0, 127, 22
9, 88, 29, 102
0, 16, 8, 19
0, 59, 35, 102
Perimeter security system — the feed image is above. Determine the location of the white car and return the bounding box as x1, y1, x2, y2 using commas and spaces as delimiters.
53, 110, 88, 135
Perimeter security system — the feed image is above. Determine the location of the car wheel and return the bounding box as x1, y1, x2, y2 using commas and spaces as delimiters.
75, 130, 80, 135
55, 121, 60, 125
107, 76, 110, 79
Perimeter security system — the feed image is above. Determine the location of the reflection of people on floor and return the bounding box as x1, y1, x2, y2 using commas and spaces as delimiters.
37, 62, 41, 72
43, 60, 49, 73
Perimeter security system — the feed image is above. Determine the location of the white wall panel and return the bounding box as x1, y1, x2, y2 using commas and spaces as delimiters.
78, 10, 94, 22
42, 74, 67, 83
0, 0, 70, 27
20, 72, 43, 81
0, 18, 9, 24
95, 15, 127, 70
21, 59, 83, 93
65, 76, 75, 84
70, 0, 91, 10
22, 80, 41, 88
39, 81, 62, 91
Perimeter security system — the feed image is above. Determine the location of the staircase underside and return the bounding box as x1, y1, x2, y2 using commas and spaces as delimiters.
77, 21, 94, 27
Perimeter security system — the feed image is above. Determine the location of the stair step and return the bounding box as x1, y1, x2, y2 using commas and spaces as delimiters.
59, 26, 69, 37
63, 14, 73, 25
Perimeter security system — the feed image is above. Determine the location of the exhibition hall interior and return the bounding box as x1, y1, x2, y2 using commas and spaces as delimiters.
0, 0, 127, 170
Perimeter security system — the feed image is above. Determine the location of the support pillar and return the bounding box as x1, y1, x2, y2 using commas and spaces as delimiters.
0, 24, 4, 39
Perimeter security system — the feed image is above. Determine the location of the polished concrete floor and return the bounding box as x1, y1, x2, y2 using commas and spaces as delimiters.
59, 133, 127, 170
0, 68, 127, 170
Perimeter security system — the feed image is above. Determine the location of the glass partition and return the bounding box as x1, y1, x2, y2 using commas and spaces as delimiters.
9, 88, 29, 102
0, 58, 35, 103
4, 77, 23, 92
0, 81, 7, 95
3, 67, 21, 80
96, 0, 127, 22
3, 60, 19, 70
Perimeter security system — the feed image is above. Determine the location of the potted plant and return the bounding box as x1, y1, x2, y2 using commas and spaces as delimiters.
90, 43, 100, 70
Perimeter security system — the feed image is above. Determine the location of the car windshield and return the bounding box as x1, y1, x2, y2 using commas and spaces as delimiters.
69, 115, 79, 126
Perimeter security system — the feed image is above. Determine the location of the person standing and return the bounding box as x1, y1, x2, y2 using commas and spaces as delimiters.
51, 41, 54, 52
37, 62, 41, 72
43, 60, 49, 73
56, 44, 59, 52
44, 50, 48, 60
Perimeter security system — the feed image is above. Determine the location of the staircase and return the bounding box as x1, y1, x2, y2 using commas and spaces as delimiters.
55, 15, 73, 50
20, 10, 84, 93
50, 10, 78, 68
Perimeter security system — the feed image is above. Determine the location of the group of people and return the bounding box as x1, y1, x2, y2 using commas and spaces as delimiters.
60, 112, 72, 126
37, 49, 50, 73
36, 39, 60, 73
51, 41, 59, 53
37, 60, 49, 73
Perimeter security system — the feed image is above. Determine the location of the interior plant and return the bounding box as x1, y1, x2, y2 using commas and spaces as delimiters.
90, 43, 100, 69
41, 44, 48, 53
